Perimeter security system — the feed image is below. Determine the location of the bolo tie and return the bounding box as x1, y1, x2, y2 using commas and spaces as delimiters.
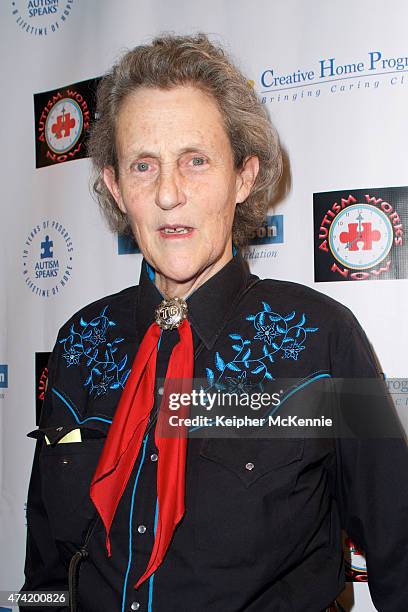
90, 296, 194, 589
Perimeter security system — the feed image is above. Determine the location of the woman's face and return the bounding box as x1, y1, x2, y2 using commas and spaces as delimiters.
104, 85, 259, 297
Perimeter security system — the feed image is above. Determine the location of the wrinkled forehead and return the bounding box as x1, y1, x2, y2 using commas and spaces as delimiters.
113, 85, 233, 162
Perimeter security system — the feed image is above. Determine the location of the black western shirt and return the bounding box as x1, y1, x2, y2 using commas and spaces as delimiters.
22, 255, 408, 611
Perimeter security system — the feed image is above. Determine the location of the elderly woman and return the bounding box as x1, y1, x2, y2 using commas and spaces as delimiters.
22, 34, 407, 612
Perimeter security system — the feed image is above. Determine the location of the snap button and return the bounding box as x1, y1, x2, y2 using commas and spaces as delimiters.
130, 602, 140, 611
137, 525, 147, 534
245, 462, 255, 471
158, 386, 164, 395
150, 453, 158, 462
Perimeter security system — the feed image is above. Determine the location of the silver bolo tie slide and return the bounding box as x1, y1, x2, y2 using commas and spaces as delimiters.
154, 297, 188, 330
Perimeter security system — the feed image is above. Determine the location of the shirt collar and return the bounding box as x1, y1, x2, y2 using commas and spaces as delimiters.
137, 254, 252, 350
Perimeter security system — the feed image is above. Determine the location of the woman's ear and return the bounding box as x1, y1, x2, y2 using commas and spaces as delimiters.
235, 156, 260, 203
103, 166, 126, 214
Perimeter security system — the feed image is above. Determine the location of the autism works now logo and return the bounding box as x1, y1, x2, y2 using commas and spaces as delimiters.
35, 352, 50, 424
34, 77, 100, 167
22, 220, 74, 297
343, 536, 368, 583
313, 187, 407, 282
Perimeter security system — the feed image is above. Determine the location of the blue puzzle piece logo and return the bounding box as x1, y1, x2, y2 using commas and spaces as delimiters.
40, 235, 54, 259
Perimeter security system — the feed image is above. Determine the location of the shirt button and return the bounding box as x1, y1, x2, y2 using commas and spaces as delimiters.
150, 453, 158, 462
130, 602, 140, 611
245, 462, 255, 471
137, 524, 147, 534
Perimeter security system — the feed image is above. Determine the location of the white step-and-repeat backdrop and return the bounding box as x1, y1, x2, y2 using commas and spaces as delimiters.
1, 1, 407, 610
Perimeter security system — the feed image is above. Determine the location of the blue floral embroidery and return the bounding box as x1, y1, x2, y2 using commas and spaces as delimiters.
205, 302, 318, 390
59, 305, 131, 397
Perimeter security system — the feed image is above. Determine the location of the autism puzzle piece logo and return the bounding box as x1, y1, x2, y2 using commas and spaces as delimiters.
40, 235, 54, 259
51, 106, 76, 139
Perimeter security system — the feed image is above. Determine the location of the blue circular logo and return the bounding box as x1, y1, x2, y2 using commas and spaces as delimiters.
22, 220, 74, 298
11, 0, 75, 37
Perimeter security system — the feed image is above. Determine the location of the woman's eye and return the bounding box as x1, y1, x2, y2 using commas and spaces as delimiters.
136, 162, 150, 172
191, 157, 206, 166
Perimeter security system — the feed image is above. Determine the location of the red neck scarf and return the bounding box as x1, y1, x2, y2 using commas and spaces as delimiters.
90, 318, 194, 588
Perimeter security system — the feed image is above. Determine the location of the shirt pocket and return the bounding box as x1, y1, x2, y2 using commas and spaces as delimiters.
29, 423, 107, 545
194, 437, 304, 568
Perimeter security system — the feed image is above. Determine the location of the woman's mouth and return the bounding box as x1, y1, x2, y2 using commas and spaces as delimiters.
159, 225, 194, 238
